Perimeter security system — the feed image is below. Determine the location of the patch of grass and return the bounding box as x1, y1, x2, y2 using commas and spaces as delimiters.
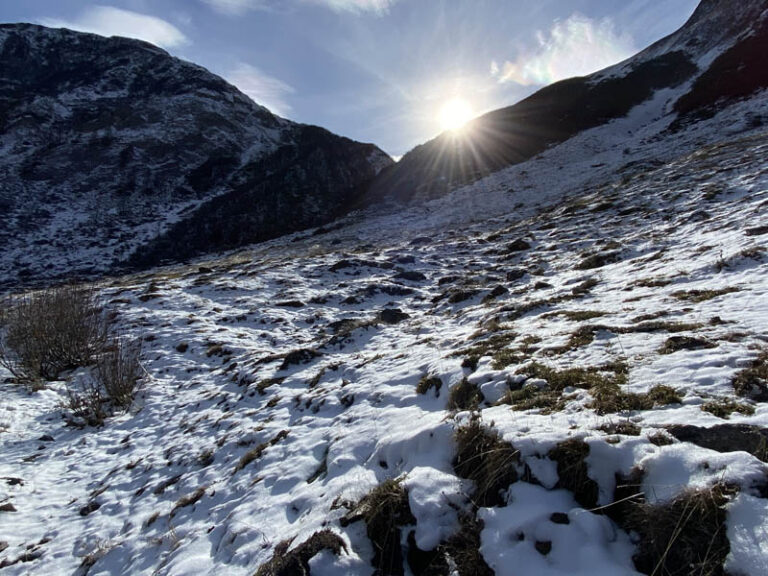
447, 378, 484, 411
571, 277, 599, 297
453, 419, 519, 507
732, 350, 768, 401
659, 336, 717, 355
341, 478, 415, 576
518, 362, 627, 391
630, 485, 732, 576
590, 383, 681, 415
170, 487, 206, 517
701, 399, 755, 419
255, 530, 347, 576
234, 430, 289, 473
560, 310, 608, 321
500, 386, 566, 414
548, 439, 599, 509
256, 378, 284, 395
491, 349, 524, 370
416, 376, 443, 396
597, 421, 641, 436
671, 287, 740, 303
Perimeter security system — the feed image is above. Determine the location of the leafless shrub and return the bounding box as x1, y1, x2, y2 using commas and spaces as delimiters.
0, 285, 108, 387
64, 376, 108, 427
97, 337, 142, 409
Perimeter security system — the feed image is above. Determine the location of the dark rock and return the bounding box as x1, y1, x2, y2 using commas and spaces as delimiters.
38, 434, 54, 442
0, 503, 17, 512
507, 238, 532, 252
79, 501, 101, 516
535, 541, 552, 556
549, 512, 570, 525
506, 268, 527, 281
395, 270, 426, 282
667, 424, 768, 462
379, 309, 410, 324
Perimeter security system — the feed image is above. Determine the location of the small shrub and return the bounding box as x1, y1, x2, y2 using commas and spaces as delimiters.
64, 377, 108, 427
453, 419, 519, 507
97, 337, 142, 409
447, 378, 484, 411
0, 285, 108, 386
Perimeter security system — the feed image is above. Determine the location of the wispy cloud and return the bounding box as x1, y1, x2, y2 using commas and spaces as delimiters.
202, 0, 397, 16
201, 0, 270, 16
492, 14, 635, 86
226, 63, 295, 117
305, 0, 397, 15
40, 5, 188, 49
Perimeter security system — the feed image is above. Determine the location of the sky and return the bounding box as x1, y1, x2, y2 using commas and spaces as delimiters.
1, 0, 700, 157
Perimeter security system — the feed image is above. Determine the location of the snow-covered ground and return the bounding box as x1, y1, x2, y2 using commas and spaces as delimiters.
1, 101, 768, 574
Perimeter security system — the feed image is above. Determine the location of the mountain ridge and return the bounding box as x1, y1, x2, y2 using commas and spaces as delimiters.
363, 0, 768, 205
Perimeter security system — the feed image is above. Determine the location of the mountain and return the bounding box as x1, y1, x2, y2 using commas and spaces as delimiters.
365, 0, 768, 204
0, 24, 392, 285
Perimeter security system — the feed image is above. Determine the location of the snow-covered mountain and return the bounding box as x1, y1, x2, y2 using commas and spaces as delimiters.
0, 24, 392, 286
365, 0, 768, 204
1, 1, 768, 574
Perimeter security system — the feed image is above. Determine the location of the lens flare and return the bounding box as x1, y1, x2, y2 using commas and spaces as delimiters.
439, 98, 474, 132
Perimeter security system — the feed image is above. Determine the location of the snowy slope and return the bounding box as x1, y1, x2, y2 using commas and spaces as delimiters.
1, 92, 767, 575
0, 24, 392, 287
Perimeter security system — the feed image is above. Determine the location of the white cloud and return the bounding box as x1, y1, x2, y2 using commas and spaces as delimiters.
40, 5, 188, 49
305, 0, 397, 15
226, 63, 295, 117
202, 0, 396, 16
493, 14, 636, 86
201, 0, 269, 16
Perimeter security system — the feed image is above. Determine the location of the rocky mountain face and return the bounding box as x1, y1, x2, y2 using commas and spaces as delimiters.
0, 24, 392, 285
364, 0, 768, 204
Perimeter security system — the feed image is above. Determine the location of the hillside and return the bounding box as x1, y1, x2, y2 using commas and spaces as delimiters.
0, 24, 392, 286
1, 92, 767, 575
364, 0, 768, 204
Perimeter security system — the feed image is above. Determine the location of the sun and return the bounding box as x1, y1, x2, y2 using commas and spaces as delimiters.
439, 98, 474, 133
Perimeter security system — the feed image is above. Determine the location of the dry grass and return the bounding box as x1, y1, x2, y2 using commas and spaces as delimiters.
630, 485, 732, 576
254, 530, 347, 576
732, 349, 768, 401
447, 378, 484, 411
342, 477, 415, 576
453, 419, 519, 507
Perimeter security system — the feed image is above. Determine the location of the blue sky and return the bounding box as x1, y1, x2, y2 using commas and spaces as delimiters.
1, 0, 700, 156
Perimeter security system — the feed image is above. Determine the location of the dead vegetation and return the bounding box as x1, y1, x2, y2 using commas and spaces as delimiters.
341, 477, 415, 576
447, 378, 484, 411
453, 419, 519, 507
254, 530, 347, 576
0, 284, 108, 387
732, 349, 768, 401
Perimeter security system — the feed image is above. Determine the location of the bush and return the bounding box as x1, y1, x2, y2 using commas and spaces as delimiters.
0, 285, 108, 387
97, 337, 142, 408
